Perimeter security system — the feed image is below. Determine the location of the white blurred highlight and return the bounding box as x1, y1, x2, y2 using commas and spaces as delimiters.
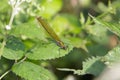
5, 25, 11, 30
64, 75, 76, 80
95, 62, 120, 80
8, 0, 16, 6
14, 7, 21, 15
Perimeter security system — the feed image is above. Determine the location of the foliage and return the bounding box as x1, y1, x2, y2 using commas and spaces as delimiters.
58, 56, 106, 76
0, 0, 120, 80
12, 61, 57, 80
103, 45, 120, 66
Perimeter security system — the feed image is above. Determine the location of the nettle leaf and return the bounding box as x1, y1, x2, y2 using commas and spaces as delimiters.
58, 57, 106, 76
12, 61, 57, 80
103, 45, 120, 66
10, 21, 46, 40
26, 39, 73, 60
3, 35, 25, 60
81, 56, 106, 76
91, 16, 120, 37
86, 23, 109, 44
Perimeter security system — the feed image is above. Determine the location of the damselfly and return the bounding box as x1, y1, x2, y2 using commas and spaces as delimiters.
36, 17, 67, 50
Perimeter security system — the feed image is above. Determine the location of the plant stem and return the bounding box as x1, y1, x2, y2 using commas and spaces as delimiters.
0, 70, 11, 80
19, 56, 27, 63
0, 0, 21, 57
8, 9, 15, 27
0, 38, 6, 58
0, 7, 15, 58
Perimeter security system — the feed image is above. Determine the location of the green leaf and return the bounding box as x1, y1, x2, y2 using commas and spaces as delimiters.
103, 45, 120, 66
3, 36, 25, 60
58, 57, 106, 76
86, 23, 109, 44
12, 61, 57, 80
26, 39, 73, 60
91, 16, 120, 37
81, 56, 106, 76
10, 20, 46, 40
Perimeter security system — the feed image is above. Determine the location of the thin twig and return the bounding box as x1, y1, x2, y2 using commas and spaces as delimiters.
0, 38, 6, 58
0, 0, 24, 57
8, 9, 15, 27
19, 56, 27, 63
0, 70, 11, 80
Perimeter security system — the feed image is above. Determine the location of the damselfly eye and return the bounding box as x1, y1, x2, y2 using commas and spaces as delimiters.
62, 46, 68, 50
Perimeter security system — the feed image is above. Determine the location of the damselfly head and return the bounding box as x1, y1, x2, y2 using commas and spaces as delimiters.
57, 41, 68, 50
36, 16, 44, 21
61, 45, 68, 50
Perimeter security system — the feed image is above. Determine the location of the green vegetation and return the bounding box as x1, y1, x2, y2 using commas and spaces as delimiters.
0, 0, 120, 80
